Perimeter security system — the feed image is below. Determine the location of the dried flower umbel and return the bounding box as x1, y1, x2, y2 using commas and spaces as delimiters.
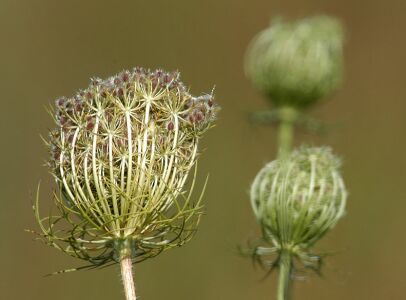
249, 147, 347, 299
33, 67, 218, 300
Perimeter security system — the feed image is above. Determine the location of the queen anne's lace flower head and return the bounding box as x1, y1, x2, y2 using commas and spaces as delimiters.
249, 146, 347, 270
245, 16, 344, 108
35, 67, 218, 270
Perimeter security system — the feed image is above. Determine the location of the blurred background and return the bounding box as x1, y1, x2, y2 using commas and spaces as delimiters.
1, 0, 405, 299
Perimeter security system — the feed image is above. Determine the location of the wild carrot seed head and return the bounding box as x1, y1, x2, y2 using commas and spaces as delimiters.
36, 67, 218, 267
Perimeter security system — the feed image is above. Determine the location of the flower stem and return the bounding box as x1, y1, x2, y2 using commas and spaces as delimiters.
117, 239, 136, 300
276, 106, 297, 300
120, 256, 136, 300
277, 106, 298, 159
277, 251, 292, 300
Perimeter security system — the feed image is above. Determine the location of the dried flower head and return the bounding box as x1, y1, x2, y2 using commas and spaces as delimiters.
245, 16, 344, 108
249, 146, 347, 271
34, 67, 218, 271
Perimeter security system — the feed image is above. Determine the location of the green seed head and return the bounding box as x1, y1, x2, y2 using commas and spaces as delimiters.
36, 67, 218, 268
250, 146, 347, 256
245, 16, 344, 108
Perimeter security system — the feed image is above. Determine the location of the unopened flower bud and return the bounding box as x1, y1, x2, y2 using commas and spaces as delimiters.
245, 16, 344, 108
250, 146, 347, 254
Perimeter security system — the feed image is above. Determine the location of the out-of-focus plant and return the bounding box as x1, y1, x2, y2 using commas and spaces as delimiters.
244, 15, 347, 300
31, 67, 218, 300
246, 15, 344, 157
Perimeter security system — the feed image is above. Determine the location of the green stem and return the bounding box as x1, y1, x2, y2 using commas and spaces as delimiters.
277, 106, 298, 159
275, 107, 297, 299
277, 251, 292, 300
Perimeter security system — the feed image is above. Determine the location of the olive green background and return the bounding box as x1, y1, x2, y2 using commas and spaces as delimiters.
1, 0, 405, 299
